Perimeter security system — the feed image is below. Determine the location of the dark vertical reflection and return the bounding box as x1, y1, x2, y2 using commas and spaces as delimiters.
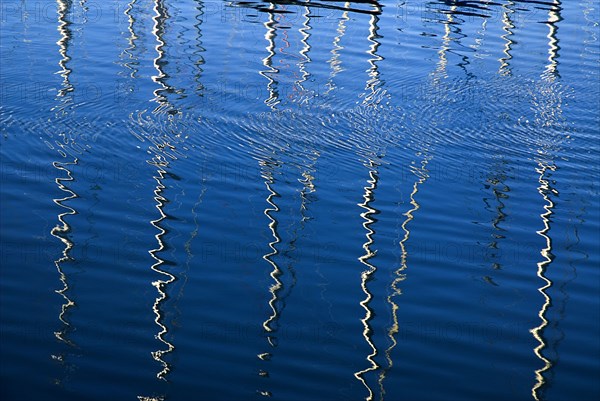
378, 152, 431, 399
542, 0, 562, 80
428, 1, 475, 79
55, 0, 74, 112
530, 161, 556, 401
193, 0, 205, 94
362, 3, 385, 105
151, 0, 175, 114
257, 157, 283, 398
499, 0, 516, 75
260, 4, 280, 109
354, 159, 381, 401
482, 158, 510, 279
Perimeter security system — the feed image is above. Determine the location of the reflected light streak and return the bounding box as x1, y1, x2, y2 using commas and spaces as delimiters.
295, 5, 313, 102
123, 0, 139, 78
433, 5, 456, 81
55, 0, 74, 109
378, 154, 430, 399
530, 162, 556, 401
261, 162, 283, 335
258, 158, 283, 397
499, 1, 515, 75
354, 160, 381, 401
149, 158, 176, 380
260, 4, 280, 109
325, 3, 350, 94
51, 159, 79, 347
52, 0, 79, 362
363, 5, 385, 105
151, 0, 173, 113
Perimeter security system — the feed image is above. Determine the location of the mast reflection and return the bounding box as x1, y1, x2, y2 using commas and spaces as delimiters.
52, 0, 78, 362
295, 5, 313, 102
499, 0, 516, 75
362, 3, 385, 105
151, 0, 175, 114
148, 155, 176, 380
146, 0, 178, 381
530, 5, 563, 393
530, 162, 556, 401
354, 159, 381, 401
260, 3, 280, 109
325, 4, 350, 94
257, 157, 283, 397
378, 152, 431, 399
543, 0, 562, 80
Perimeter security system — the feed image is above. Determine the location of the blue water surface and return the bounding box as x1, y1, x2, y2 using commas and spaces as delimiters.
0, 1, 599, 400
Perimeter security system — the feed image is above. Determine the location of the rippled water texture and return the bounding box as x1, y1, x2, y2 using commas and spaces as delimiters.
1, 1, 599, 400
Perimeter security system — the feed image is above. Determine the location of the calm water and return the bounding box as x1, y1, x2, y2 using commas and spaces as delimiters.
1, 1, 599, 400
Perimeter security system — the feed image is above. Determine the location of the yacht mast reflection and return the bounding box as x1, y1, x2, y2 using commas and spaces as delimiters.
146, 0, 177, 381
55, 0, 74, 105
148, 155, 176, 381
354, 159, 381, 401
260, 3, 280, 109
362, 2, 385, 105
531, 5, 563, 394
542, 0, 562, 80
378, 152, 431, 399
51, 159, 78, 348
123, 0, 139, 79
52, 0, 78, 358
325, 3, 350, 94
257, 156, 283, 398
295, 5, 313, 102
353, 6, 386, 398
530, 162, 556, 401
151, 0, 174, 114
499, 0, 516, 75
